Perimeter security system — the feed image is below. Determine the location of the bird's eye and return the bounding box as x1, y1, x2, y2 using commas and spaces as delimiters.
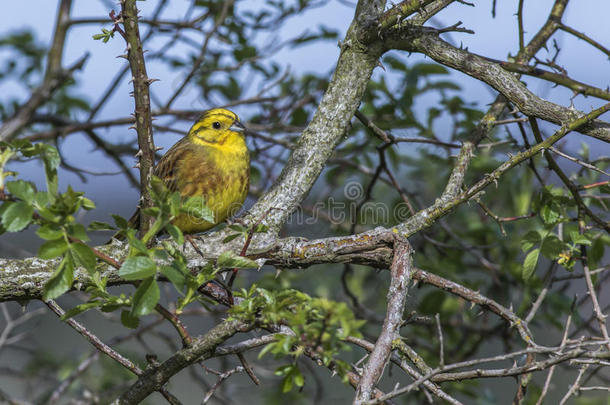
212, 121, 221, 129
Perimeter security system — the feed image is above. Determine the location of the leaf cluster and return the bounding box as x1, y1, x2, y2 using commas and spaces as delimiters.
230, 286, 364, 391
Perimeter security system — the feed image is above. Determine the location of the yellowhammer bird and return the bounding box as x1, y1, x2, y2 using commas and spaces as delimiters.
116, 108, 250, 239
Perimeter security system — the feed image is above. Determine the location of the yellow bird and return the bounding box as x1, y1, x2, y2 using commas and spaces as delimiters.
117, 108, 250, 238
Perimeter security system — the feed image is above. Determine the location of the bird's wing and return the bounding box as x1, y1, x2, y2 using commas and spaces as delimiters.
154, 138, 193, 193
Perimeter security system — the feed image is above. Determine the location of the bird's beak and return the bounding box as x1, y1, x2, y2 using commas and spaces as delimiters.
229, 120, 246, 133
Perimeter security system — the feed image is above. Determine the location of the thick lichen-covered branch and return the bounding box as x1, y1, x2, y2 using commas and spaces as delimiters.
244, 0, 387, 232
355, 240, 413, 404
112, 319, 252, 404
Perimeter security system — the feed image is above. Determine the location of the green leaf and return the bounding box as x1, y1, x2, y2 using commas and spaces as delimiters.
222, 233, 242, 243
36, 224, 64, 240
292, 366, 304, 387
119, 256, 156, 280
253, 224, 269, 233
520, 230, 541, 252
522, 248, 540, 281
38, 238, 69, 259
589, 237, 604, 265
121, 310, 140, 329
228, 224, 247, 233
217, 251, 258, 269
281, 373, 293, 393
81, 197, 96, 210
36, 207, 60, 222
150, 175, 168, 197
101, 301, 123, 313
540, 235, 566, 259
40, 144, 60, 197
6, 180, 35, 203
414, 62, 449, 76
165, 223, 184, 245
569, 231, 592, 246
541, 203, 560, 224
43, 254, 74, 300
127, 234, 149, 255
34, 191, 51, 206
112, 214, 129, 229
70, 243, 97, 273
60, 301, 101, 320
160, 264, 186, 292
181, 195, 215, 223
88, 221, 115, 231
67, 223, 89, 241
1, 201, 34, 232
141, 207, 160, 217
131, 277, 160, 317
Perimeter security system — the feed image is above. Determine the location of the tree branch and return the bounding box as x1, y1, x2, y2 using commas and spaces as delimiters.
385, 30, 610, 143
112, 319, 252, 404
242, 0, 387, 232
120, 0, 157, 236
354, 240, 413, 404
0, 0, 86, 141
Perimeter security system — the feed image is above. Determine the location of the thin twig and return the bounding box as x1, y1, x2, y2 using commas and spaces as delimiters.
434, 313, 445, 367
201, 366, 245, 404
536, 297, 575, 405
45, 300, 142, 375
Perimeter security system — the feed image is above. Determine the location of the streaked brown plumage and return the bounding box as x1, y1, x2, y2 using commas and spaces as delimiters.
115, 108, 249, 239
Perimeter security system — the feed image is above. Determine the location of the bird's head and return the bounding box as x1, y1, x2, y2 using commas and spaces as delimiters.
188, 108, 247, 148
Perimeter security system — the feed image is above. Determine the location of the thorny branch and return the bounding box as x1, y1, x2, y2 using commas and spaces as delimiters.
119, 0, 157, 237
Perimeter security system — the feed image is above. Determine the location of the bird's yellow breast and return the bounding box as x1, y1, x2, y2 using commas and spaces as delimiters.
170, 135, 249, 233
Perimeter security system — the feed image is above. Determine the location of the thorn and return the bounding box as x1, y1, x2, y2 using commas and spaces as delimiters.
116, 54, 128, 60
128, 124, 137, 130
134, 149, 143, 158
154, 146, 164, 151
146, 78, 160, 84
275, 268, 282, 279
133, 163, 140, 169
